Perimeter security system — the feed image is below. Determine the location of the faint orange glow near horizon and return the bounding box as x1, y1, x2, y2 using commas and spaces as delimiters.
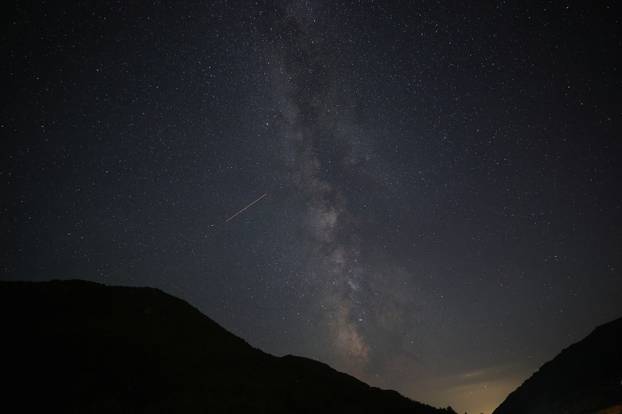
441, 378, 518, 414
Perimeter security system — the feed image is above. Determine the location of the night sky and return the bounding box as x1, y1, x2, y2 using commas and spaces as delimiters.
3, 1, 622, 413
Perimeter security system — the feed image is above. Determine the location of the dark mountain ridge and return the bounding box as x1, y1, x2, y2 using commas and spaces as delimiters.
0, 279, 454, 413
493, 316, 622, 414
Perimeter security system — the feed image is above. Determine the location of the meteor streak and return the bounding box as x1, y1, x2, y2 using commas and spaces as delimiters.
225, 193, 267, 222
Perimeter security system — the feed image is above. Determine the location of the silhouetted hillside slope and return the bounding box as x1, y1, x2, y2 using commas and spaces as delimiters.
493, 317, 622, 414
0, 280, 454, 414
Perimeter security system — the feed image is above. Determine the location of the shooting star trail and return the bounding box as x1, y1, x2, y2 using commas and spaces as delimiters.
225, 193, 267, 223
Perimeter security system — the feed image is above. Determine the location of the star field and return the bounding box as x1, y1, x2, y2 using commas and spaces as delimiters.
3, 2, 621, 413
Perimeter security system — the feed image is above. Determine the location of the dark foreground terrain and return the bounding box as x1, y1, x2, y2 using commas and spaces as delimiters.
493, 316, 622, 414
0, 280, 454, 413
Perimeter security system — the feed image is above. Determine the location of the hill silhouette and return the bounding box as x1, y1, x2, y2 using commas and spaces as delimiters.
493, 316, 622, 414
0, 280, 455, 413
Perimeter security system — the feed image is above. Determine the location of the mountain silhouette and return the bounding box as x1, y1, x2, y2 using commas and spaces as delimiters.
0, 280, 455, 413
493, 316, 622, 414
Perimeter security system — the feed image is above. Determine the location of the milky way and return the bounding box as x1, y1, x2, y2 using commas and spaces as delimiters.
263, 3, 430, 376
